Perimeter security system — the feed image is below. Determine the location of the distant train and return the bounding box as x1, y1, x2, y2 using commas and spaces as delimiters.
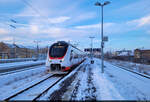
46, 41, 86, 74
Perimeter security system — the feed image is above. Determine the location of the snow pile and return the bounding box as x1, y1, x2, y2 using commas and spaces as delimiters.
108, 59, 150, 76
91, 60, 124, 100
104, 60, 150, 100
0, 58, 37, 63
0, 60, 45, 72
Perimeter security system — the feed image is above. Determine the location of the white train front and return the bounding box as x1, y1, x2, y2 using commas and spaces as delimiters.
46, 41, 85, 74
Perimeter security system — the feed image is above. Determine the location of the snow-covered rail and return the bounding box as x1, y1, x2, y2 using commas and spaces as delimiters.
3, 73, 70, 101
109, 62, 150, 79
0, 65, 44, 76
3, 74, 58, 101
0, 58, 37, 64
0, 61, 45, 74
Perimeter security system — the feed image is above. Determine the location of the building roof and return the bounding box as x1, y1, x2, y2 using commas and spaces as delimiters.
117, 50, 134, 56
0, 42, 35, 49
5, 43, 16, 48
135, 49, 150, 52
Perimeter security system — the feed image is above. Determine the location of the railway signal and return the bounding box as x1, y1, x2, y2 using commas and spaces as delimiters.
89, 36, 95, 64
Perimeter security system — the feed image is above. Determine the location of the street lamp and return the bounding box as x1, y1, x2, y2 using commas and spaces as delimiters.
9, 23, 17, 58
34, 40, 41, 60
95, 1, 110, 73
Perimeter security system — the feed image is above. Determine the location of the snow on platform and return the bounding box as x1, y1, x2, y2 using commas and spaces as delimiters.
39, 58, 150, 101
0, 58, 150, 101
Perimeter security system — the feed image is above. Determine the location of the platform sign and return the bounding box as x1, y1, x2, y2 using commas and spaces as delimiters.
103, 36, 108, 42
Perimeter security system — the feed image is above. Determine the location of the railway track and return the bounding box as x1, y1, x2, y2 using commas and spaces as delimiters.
0, 62, 45, 75
2, 60, 85, 101
108, 62, 150, 79
3, 73, 68, 101
0, 65, 44, 76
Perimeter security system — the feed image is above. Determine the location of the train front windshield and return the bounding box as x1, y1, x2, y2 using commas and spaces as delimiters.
49, 43, 68, 58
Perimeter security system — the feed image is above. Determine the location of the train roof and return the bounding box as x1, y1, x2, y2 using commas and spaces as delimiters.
56, 41, 85, 53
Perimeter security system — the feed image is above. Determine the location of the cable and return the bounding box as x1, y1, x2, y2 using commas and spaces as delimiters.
21, 0, 43, 18
21, 0, 54, 27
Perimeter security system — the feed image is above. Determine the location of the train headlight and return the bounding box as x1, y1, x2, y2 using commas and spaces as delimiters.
49, 59, 52, 62
60, 58, 64, 62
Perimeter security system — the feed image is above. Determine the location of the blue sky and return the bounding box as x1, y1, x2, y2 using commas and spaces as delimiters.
0, 0, 150, 52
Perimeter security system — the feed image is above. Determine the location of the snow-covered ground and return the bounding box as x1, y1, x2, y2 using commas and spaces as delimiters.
10, 76, 61, 100
0, 65, 48, 99
0, 58, 37, 63
0, 60, 45, 73
108, 59, 150, 76
0, 58, 150, 101
39, 58, 150, 101
0, 60, 45, 69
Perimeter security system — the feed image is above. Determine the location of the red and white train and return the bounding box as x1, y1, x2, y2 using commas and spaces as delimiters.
46, 41, 86, 74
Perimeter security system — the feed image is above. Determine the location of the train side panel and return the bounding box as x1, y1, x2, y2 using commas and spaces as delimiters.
45, 41, 85, 74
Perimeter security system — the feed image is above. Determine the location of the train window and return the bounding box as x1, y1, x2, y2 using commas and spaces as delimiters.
53, 46, 64, 48
49, 43, 68, 58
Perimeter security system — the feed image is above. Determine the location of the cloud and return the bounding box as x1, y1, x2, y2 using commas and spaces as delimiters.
127, 15, 150, 27
113, 0, 150, 17
146, 30, 150, 34
74, 22, 126, 35
74, 14, 150, 35
1, 37, 12, 41
48, 16, 70, 24
0, 28, 9, 34
1, 0, 150, 49
75, 24, 99, 29
15, 13, 40, 17
30, 25, 39, 34
75, 23, 114, 29
71, 12, 96, 23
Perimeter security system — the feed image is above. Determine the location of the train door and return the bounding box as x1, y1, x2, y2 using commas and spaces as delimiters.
70, 50, 74, 65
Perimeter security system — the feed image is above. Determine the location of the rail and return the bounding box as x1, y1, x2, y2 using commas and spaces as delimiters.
109, 62, 150, 79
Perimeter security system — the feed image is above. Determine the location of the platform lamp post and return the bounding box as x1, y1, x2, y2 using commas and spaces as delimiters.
34, 40, 41, 60
10, 19, 17, 45
9, 24, 17, 58
95, 1, 110, 73
10, 19, 18, 58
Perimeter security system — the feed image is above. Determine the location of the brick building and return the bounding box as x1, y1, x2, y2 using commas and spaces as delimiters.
134, 49, 150, 63
0, 42, 35, 59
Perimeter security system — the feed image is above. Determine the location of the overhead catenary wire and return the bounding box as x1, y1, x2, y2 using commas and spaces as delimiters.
21, 0, 44, 18
21, 0, 55, 28
1, 0, 54, 28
